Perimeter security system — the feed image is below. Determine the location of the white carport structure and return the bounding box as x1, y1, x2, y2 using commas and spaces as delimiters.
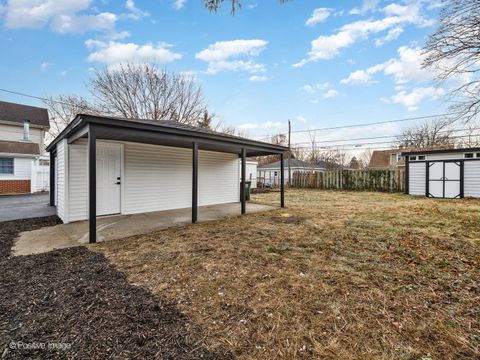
46, 114, 288, 243
403, 148, 480, 199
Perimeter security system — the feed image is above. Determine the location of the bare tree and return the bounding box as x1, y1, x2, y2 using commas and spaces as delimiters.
423, 0, 480, 122
349, 156, 361, 170
204, 0, 288, 14
90, 64, 207, 124
257, 133, 287, 165
396, 119, 455, 149
290, 146, 308, 162
318, 149, 347, 170
44, 95, 99, 139
360, 148, 373, 168
44, 64, 211, 137
455, 123, 480, 147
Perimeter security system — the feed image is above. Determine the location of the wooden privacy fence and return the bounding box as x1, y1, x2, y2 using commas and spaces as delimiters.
291, 169, 405, 192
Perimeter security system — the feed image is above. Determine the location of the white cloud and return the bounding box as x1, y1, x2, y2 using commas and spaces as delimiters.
382, 87, 445, 111
51, 12, 117, 33
302, 82, 332, 93
305, 8, 330, 27
239, 121, 284, 130
248, 75, 268, 82
324, 89, 339, 98
172, 0, 186, 10
375, 26, 404, 46
295, 115, 307, 124
125, 0, 149, 20
40, 62, 54, 71
340, 46, 429, 86
294, 2, 432, 66
383, 46, 431, 84
3, 0, 117, 33
341, 45, 450, 111
195, 39, 268, 74
350, 0, 379, 15
86, 40, 182, 67
340, 63, 385, 85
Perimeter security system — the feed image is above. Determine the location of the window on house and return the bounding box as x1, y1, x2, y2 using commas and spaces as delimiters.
409, 156, 417, 161
418, 155, 425, 160
476, 153, 480, 158
0, 158, 14, 174
23, 119, 30, 141
274, 171, 278, 176
465, 153, 474, 158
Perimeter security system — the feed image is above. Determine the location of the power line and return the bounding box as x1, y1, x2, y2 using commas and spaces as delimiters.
290, 127, 480, 146
291, 133, 480, 150
0, 88, 93, 112
255, 112, 463, 140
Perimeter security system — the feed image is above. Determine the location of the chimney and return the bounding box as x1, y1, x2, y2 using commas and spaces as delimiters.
23, 119, 30, 141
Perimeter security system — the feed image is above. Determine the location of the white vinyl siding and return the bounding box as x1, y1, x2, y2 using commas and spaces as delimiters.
56, 140, 67, 222
239, 161, 258, 188
464, 161, 480, 197
199, 151, 239, 206
409, 162, 426, 196
123, 142, 192, 214
0, 124, 44, 153
64, 140, 242, 222
426, 153, 472, 161
0, 157, 32, 180
68, 141, 88, 222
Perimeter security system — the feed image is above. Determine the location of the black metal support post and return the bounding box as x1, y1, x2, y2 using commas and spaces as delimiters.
280, 152, 285, 208
88, 127, 97, 244
241, 148, 246, 214
192, 141, 198, 223
404, 155, 409, 195
49, 150, 55, 206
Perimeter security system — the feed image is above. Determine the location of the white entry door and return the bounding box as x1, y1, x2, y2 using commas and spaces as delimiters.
96, 143, 122, 215
428, 161, 461, 198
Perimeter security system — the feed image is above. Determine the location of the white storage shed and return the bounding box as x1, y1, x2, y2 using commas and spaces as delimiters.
46, 114, 287, 243
403, 148, 480, 199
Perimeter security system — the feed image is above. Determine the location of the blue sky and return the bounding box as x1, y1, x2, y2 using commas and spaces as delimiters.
0, 0, 448, 149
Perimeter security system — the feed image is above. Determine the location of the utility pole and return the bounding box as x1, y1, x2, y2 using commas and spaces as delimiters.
288, 119, 291, 187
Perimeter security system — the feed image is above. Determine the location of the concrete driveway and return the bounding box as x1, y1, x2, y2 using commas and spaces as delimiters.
0, 193, 56, 222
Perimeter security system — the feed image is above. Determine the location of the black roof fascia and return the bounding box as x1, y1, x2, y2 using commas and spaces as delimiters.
401, 147, 480, 156
46, 114, 288, 155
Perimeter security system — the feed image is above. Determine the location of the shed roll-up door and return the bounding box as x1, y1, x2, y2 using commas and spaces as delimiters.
428, 161, 461, 198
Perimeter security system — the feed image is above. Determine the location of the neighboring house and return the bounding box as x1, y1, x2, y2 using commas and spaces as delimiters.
0, 101, 50, 194
258, 159, 326, 186
368, 149, 404, 169
46, 114, 287, 243
238, 159, 258, 188
403, 147, 480, 199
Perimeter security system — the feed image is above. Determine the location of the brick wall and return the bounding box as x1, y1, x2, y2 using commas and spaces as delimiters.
0, 180, 31, 194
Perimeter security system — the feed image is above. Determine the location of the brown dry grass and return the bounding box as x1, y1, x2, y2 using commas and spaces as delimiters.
94, 190, 480, 359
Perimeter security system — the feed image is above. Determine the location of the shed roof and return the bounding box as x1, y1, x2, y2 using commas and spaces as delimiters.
0, 140, 40, 155
402, 147, 480, 156
0, 101, 49, 128
259, 159, 326, 170
46, 114, 288, 157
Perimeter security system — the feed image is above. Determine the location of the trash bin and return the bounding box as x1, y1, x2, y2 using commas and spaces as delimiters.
241, 181, 251, 201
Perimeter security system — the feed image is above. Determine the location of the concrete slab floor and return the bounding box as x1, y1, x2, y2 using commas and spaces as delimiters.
12, 202, 276, 256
